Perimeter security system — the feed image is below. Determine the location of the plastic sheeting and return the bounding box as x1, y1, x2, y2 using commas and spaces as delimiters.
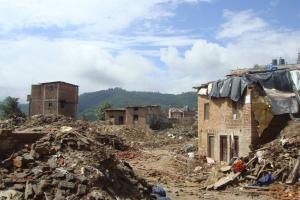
208, 70, 300, 115
290, 70, 300, 90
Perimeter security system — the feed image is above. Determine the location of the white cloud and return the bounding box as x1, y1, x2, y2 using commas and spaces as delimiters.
0, 37, 163, 101
0, 0, 209, 36
160, 10, 300, 86
0, 0, 156, 34
217, 10, 267, 39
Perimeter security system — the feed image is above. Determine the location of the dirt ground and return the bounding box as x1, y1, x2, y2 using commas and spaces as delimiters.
107, 125, 275, 200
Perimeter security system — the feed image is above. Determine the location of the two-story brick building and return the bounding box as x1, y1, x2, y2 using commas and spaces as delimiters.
195, 65, 300, 162
27, 81, 79, 118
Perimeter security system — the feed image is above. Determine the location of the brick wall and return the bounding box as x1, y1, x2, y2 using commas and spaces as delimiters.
198, 87, 255, 162
28, 82, 78, 118
105, 110, 126, 125
125, 106, 161, 127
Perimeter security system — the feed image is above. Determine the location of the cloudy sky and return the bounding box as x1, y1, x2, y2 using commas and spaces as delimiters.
0, 0, 300, 102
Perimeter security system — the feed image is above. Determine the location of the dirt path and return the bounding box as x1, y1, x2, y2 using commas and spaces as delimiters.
127, 145, 274, 200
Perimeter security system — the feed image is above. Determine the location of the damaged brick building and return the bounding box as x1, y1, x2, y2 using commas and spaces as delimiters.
27, 81, 79, 118
168, 107, 195, 124
105, 105, 162, 128
195, 62, 300, 162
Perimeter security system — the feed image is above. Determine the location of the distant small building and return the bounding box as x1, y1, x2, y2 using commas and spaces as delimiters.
104, 105, 162, 127
27, 81, 79, 118
168, 107, 195, 124
104, 108, 126, 125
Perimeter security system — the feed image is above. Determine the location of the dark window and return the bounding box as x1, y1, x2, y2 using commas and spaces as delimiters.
60, 102, 65, 109
230, 136, 239, 158
204, 103, 209, 120
208, 135, 215, 158
48, 102, 52, 107
220, 136, 228, 162
134, 107, 139, 111
232, 102, 240, 120
47, 85, 55, 91
133, 114, 139, 121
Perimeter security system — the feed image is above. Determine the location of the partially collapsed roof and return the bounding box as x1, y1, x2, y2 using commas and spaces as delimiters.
195, 66, 300, 115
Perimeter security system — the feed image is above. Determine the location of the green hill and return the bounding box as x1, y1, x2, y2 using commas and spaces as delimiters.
77, 88, 197, 120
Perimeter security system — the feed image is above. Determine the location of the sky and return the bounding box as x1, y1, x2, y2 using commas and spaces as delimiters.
0, 0, 300, 102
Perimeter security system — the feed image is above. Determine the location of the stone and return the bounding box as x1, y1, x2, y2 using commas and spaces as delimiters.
23, 153, 34, 163
58, 181, 76, 190
181, 144, 196, 153
14, 172, 27, 179
77, 175, 88, 184
88, 190, 105, 200
44, 192, 54, 200
76, 184, 87, 196
54, 189, 66, 200
36, 179, 52, 194
3, 178, 14, 186
0, 189, 23, 199
220, 166, 232, 173
0, 183, 5, 189
13, 156, 23, 168
194, 166, 202, 173
13, 184, 25, 191
35, 143, 51, 155
32, 168, 43, 177
47, 157, 57, 169
66, 173, 76, 182
25, 181, 34, 200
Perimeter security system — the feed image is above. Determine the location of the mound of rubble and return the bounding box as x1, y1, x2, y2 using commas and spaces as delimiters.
0, 115, 160, 200
206, 121, 300, 200
0, 117, 26, 129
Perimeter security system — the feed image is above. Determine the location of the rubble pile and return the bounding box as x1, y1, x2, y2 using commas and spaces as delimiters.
19, 115, 77, 129
207, 121, 300, 200
164, 126, 197, 139
0, 115, 157, 200
0, 117, 26, 129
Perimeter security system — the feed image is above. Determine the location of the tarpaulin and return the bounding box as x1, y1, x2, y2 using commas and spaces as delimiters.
208, 69, 300, 115
264, 88, 298, 114
290, 70, 300, 90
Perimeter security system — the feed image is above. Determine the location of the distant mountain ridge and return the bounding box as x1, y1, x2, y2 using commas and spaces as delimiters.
77, 88, 197, 120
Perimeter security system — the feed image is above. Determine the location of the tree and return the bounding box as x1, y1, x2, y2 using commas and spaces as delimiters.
0, 96, 26, 119
95, 102, 112, 120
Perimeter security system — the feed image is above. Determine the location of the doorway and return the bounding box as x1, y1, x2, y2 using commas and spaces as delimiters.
220, 136, 228, 162
208, 135, 215, 159
118, 116, 124, 125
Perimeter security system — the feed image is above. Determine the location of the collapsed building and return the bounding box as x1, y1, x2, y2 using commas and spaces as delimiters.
104, 105, 163, 129
27, 82, 79, 118
195, 60, 300, 162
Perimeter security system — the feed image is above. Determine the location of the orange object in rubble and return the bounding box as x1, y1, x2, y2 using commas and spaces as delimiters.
232, 159, 245, 173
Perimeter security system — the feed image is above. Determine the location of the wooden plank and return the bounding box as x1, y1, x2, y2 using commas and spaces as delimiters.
207, 172, 241, 190
285, 156, 300, 185
243, 185, 269, 191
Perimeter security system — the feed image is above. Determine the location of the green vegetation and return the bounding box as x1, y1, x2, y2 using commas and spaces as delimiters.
95, 102, 112, 120
0, 96, 26, 119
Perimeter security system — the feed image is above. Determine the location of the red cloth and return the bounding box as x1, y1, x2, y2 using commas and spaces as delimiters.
232, 159, 245, 173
